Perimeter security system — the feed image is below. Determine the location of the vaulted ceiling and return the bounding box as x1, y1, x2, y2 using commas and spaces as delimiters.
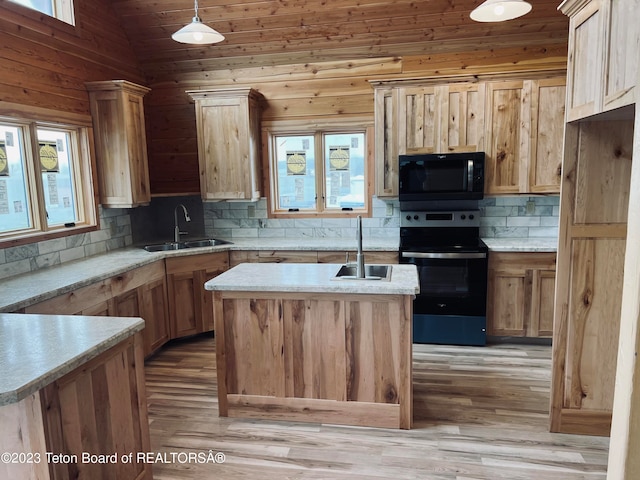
111, 0, 569, 81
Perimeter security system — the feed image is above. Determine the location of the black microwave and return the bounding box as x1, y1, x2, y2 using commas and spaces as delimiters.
399, 152, 485, 203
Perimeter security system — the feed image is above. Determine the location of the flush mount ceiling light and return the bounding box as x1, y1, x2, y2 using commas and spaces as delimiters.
470, 0, 532, 22
172, 0, 225, 44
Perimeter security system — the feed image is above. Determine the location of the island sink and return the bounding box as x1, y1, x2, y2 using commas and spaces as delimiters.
334, 264, 392, 281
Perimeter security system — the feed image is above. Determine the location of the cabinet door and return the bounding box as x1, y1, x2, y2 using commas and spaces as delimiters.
528, 269, 556, 338
485, 80, 527, 194
201, 257, 231, 332
564, 0, 605, 121
397, 86, 438, 155
487, 268, 528, 336
167, 270, 201, 338
123, 91, 151, 206
602, 0, 639, 111
190, 89, 262, 201
112, 288, 142, 317
141, 277, 170, 356
527, 78, 566, 193
374, 87, 399, 196
438, 83, 485, 153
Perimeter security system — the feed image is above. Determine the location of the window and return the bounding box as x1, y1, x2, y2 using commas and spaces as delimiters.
268, 127, 371, 217
8, 0, 75, 25
0, 116, 96, 243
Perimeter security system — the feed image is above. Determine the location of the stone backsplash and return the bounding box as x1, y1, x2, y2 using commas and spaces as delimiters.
0, 195, 559, 280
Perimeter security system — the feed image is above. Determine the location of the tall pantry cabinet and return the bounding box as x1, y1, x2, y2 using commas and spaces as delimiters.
551, 2, 639, 469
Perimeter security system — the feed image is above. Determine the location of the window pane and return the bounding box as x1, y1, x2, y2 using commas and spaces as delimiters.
324, 132, 365, 209
37, 128, 77, 226
274, 135, 316, 210
0, 124, 32, 234
9, 0, 53, 15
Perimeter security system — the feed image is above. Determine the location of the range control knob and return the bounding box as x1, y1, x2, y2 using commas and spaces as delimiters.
460, 214, 466, 220
406, 215, 412, 221
413, 215, 419, 220
469, 214, 475, 220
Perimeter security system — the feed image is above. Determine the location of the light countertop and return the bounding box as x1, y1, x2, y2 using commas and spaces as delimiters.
1, 236, 556, 312
0, 313, 144, 406
205, 262, 419, 295
483, 237, 558, 252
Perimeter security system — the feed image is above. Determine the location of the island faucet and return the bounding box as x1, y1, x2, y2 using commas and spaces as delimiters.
356, 215, 365, 278
174, 204, 191, 243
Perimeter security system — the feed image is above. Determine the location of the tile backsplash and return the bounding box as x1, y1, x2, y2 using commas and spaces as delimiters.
0, 195, 559, 280
0, 206, 133, 280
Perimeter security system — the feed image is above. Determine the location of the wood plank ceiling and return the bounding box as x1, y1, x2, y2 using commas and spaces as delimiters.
110, 0, 570, 81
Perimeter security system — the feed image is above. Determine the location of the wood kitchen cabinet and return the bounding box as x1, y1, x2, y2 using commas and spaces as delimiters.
487, 252, 556, 338
24, 261, 170, 358
86, 80, 151, 208
550, 119, 633, 436
165, 252, 229, 337
560, 0, 639, 121
485, 77, 566, 194
187, 87, 264, 201
372, 73, 565, 197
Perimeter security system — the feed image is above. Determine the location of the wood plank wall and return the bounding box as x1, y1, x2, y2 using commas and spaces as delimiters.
146, 45, 568, 195
0, 0, 144, 117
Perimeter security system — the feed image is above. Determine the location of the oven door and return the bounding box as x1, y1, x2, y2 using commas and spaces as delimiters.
401, 250, 488, 346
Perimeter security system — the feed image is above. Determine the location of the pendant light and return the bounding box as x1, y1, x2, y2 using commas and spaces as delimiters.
470, 0, 532, 22
172, 0, 225, 44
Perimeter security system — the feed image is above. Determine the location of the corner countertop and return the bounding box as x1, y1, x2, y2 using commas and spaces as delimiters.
205, 262, 420, 296
0, 313, 144, 406
482, 237, 558, 252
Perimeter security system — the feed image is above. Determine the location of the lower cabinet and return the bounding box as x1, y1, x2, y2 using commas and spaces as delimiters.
487, 252, 556, 338
24, 261, 170, 358
165, 252, 229, 337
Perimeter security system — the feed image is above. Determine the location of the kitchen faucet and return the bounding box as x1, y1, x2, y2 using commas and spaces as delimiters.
174, 204, 191, 243
356, 215, 365, 278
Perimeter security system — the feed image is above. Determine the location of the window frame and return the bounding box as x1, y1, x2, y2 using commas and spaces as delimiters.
6, 0, 75, 25
0, 103, 98, 247
264, 119, 374, 219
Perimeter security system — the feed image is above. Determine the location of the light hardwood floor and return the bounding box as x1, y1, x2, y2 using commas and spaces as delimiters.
144, 335, 609, 479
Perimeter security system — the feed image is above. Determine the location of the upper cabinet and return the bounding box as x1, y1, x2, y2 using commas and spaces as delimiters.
86, 80, 151, 208
372, 73, 565, 197
561, 0, 639, 121
485, 78, 566, 194
187, 88, 264, 201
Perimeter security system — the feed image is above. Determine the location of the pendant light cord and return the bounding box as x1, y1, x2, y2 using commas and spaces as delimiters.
194, 0, 199, 18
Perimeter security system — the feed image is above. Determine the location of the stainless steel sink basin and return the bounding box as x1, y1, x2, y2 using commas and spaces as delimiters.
183, 238, 231, 248
333, 264, 392, 281
143, 238, 231, 252
143, 242, 188, 252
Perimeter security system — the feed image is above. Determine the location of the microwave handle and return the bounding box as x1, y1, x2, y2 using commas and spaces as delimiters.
402, 251, 487, 259
467, 159, 474, 192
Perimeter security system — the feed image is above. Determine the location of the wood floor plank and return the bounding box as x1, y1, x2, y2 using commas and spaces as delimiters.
144, 335, 609, 479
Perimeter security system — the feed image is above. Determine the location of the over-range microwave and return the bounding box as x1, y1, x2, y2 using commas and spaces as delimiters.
399, 152, 485, 206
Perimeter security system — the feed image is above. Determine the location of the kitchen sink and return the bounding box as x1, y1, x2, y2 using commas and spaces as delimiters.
333, 264, 392, 281
143, 238, 232, 252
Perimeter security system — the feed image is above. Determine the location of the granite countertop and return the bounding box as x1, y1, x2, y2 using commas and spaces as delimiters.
205, 262, 420, 295
0, 313, 144, 406
482, 237, 558, 252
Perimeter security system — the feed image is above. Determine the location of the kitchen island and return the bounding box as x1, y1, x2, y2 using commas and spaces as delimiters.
0, 314, 151, 480
205, 262, 419, 429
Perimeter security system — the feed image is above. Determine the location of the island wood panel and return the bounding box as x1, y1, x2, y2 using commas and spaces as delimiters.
40, 333, 151, 480
215, 291, 413, 429
0, 393, 49, 480
551, 118, 633, 436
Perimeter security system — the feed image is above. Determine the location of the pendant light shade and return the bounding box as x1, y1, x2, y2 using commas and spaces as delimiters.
470, 0, 532, 22
172, 0, 224, 44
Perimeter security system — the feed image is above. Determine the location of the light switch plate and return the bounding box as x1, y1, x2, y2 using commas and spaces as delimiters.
386, 203, 394, 216
526, 201, 535, 215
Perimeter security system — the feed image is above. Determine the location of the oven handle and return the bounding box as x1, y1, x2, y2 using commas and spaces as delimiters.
402, 251, 487, 259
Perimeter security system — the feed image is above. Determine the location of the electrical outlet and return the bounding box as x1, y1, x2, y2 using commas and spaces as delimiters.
247, 205, 256, 218
526, 201, 535, 215
386, 203, 394, 216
